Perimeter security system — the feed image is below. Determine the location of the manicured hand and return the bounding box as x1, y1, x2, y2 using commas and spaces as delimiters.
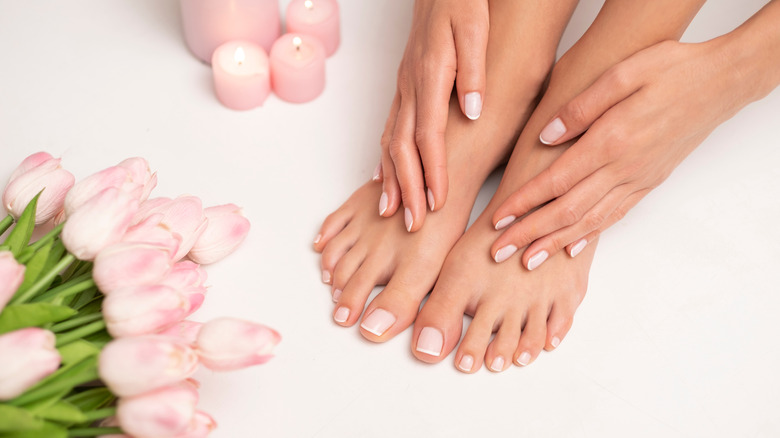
490, 38, 764, 270
377, 0, 488, 232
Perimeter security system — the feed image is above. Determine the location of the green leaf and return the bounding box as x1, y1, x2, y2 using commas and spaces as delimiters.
57, 340, 100, 366
0, 304, 77, 334
0, 420, 67, 438
0, 404, 44, 431
15, 241, 53, 296
64, 388, 114, 413
10, 356, 98, 408
4, 193, 39, 258
36, 401, 86, 424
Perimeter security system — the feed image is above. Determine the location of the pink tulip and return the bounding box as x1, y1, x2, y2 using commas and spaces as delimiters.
63, 166, 142, 217
0, 328, 61, 400
103, 285, 190, 337
188, 204, 250, 265
99, 336, 199, 397
61, 187, 139, 261
159, 261, 208, 317
3, 152, 75, 224
92, 242, 174, 295
157, 321, 203, 345
196, 317, 280, 371
116, 157, 157, 203
116, 382, 199, 438
122, 213, 182, 259
175, 411, 217, 438
0, 251, 25, 312
134, 196, 208, 261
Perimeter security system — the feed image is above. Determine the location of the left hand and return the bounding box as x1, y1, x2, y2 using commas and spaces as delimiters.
490, 38, 761, 270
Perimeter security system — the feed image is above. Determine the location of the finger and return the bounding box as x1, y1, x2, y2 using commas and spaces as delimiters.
453, 12, 488, 121
380, 92, 402, 217
539, 62, 642, 146
564, 188, 650, 256
372, 162, 382, 183
389, 99, 427, 232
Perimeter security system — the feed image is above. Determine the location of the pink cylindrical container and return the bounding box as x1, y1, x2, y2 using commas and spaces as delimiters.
269, 33, 326, 103
285, 0, 340, 57
212, 40, 271, 110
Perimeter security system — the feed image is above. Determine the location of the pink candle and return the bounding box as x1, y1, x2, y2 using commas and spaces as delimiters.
270, 34, 326, 103
285, 0, 340, 57
180, 0, 280, 63
212, 40, 270, 110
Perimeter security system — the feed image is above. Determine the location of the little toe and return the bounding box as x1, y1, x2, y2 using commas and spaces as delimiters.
544, 299, 578, 352
333, 257, 390, 327
314, 206, 353, 252
320, 227, 359, 285
484, 315, 522, 373
453, 306, 498, 373
513, 308, 547, 367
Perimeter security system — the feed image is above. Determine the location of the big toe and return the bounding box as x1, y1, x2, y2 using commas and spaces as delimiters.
411, 282, 471, 364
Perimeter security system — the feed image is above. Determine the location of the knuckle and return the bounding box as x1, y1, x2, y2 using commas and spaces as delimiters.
612, 205, 630, 222
606, 64, 633, 91
559, 203, 582, 225
583, 211, 605, 230
563, 99, 589, 128
548, 170, 572, 198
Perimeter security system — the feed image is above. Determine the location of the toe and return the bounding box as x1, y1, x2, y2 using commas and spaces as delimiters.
484, 313, 522, 373
320, 227, 358, 285
333, 257, 390, 327
331, 245, 367, 302
544, 298, 578, 351
452, 305, 496, 372
513, 307, 547, 367
411, 282, 472, 364
314, 205, 353, 252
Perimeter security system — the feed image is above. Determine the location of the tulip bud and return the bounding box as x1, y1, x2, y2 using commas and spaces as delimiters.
160, 261, 208, 317
99, 336, 199, 397
0, 328, 61, 400
177, 411, 217, 438
196, 317, 280, 371
133, 196, 208, 261
61, 187, 139, 261
0, 251, 25, 312
63, 166, 142, 217
92, 242, 174, 295
121, 213, 182, 259
103, 285, 190, 338
116, 157, 157, 203
3, 152, 75, 224
188, 204, 250, 265
157, 320, 203, 345
116, 382, 199, 438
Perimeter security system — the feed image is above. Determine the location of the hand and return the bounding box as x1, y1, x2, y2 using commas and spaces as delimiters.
377, 0, 488, 232
490, 38, 761, 270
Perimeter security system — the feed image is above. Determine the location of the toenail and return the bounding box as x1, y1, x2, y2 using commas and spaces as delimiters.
334, 307, 350, 323
490, 356, 505, 372
314, 234, 321, 245
332, 289, 342, 302
427, 188, 435, 211
516, 351, 531, 366
569, 238, 588, 258
551, 336, 561, 348
360, 308, 396, 336
494, 245, 518, 263
527, 250, 549, 271
494, 215, 516, 230
378, 192, 389, 216
416, 327, 444, 356
322, 270, 331, 284
458, 355, 474, 372
404, 208, 413, 232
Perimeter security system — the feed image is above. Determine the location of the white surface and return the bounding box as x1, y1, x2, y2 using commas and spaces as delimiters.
1, 1, 779, 437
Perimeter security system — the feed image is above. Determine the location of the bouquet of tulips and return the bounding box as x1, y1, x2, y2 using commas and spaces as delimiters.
0, 153, 280, 438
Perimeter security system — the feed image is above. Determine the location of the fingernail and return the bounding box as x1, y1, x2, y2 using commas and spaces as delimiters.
569, 239, 588, 258
416, 327, 444, 356
378, 192, 388, 216
527, 250, 549, 271
490, 356, 505, 372
427, 188, 435, 211
322, 270, 331, 284
551, 336, 561, 348
360, 308, 396, 336
539, 117, 566, 144
404, 208, 413, 232
332, 288, 342, 302
464, 92, 482, 120
494, 215, 516, 230
313, 234, 321, 245
516, 351, 532, 366
494, 245, 518, 263
334, 306, 350, 323
372, 163, 381, 181
458, 354, 474, 372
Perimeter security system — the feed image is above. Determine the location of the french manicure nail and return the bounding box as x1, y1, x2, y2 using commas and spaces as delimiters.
494, 215, 516, 230
404, 208, 413, 232
494, 245, 518, 263
378, 192, 388, 216
551, 336, 561, 348
360, 308, 396, 336
539, 117, 566, 144
527, 250, 549, 271
517, 351, 532, 366
464, 92, 482, 120
416, 327, 444, 356
490, 356, 505, 372
322, 270, 331, 284
427, 188, 435, 211
372, 163, 381, 181
458, 354, 474, 372
334, 307, 350, 323
332, 288, 342, 302
313, 234, 321, 244
570, 239, 588, 258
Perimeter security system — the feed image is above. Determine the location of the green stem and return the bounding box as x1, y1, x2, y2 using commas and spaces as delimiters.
81, 407, 117, 423
11, 358, 99, 406
0, 214, 13, 235
67, 427, 123, 437
56, 320, 106, 347
10, 253, 76, 304
30, 222, 64, 251
32, 275, 96, 303
51, 313, 104, 333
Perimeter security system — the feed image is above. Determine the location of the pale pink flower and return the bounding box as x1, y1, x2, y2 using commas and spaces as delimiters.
0, 328, 61, 400
121, 213, 182, 259
196, 317, 280, 371
157, 321, 203, 346
175, 411, 217, 438
159, 261, 208, 316
188, 204, 250, 265
63, 166, 142, 217
134, 196, 208, 261
116, 157, 157, 202
0, 251, 25, 312
92, 242, 174, 295
99, 336, 199, 397
3, 152, 74, 224
61, 187, 139, 261
103, 285, 190, 338
116, 382, 199, 438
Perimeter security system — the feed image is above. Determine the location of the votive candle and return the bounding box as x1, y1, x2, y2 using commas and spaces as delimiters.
269, 34, 326, 103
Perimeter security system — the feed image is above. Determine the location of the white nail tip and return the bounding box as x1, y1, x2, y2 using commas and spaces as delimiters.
372, 163, 381, 181
494, 215, 516, 230
313, 234, 321, 244
458, 355, 474, 372
490, 356, 505, 372
551, 336, 561, 348
404, 208, 413, 232
334, 307, 349, 323
427, 188, 435, 211
569, 239, 587, 258
526, 250, 549, 271
464, 92, 482, 120
517, 352, 531, 366
494, 245, 518, 263
378, 192, 388, 216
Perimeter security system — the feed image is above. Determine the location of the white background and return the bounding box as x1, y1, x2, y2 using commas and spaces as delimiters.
1, 1, 779, 437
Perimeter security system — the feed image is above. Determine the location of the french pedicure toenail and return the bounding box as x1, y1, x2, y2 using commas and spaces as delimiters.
569, 239, 588, 258
494, 215, 516, 230
494, 245, 518, 263
331, 289, 342, 302
539, 117, 566, 144
464, 92, 482, 120
526, 250, 549, 271
313, 234, 321, 245
490, 356, 505, 372
458, 355, 474, 372
427, 188, 435, 211
360, 308, 396, 336
334, 307, 350, 323
551, 336, 561, 348
416, 327, 444, 356
404, 208, 413, 232
321, 270, 331, 284
378, 192, 389, 216
516, 351, 532, 366
372, 163, 381, 181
